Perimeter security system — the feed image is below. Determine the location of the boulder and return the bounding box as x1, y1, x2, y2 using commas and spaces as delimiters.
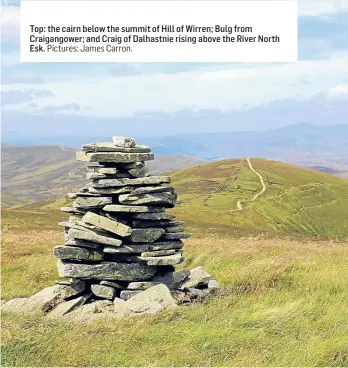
179, 266, 214, 290
112, 136, 136, 147
153, 269, 190, 290
91, 285, 117, 300
120, 290, 142, 301
123, 284, 177, 316
46, 294, 91, 319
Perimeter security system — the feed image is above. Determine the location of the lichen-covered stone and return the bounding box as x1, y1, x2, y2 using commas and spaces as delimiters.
140, 249, 177, 257
123, 284, 177, 316
131, 212, 176, 221
91, 284, 116, 300
120, 290, 142, 300
93, 176, 170, 188
129, 228, 165, 243
64, 238, 102, 249
100, 280, 125, 289
161, 233, 191, 240
77, 152, 154, 163
88, 186, 133, 195
127, 281, 160, 290
57, 260, 157, 281
54, 246, 103, 261
46, 294, 91, 319
82, 212, 132, 237
139, 253, 184, 266
133, 186, 175, 194
128, 167, 150, 178
112, 136, 136, 147
73, 196, 112, 210
153, 269, 190, 290
119, 192, 177, 207
164, 225, 185, 233
103, 205, 165, 213
68, 228, 122, 247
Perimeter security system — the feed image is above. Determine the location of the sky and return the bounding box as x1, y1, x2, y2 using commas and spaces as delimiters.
1, 0, 348, 137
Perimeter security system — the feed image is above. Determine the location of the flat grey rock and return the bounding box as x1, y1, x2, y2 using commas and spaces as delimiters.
46, 294, 91, 319
139, 253, 184, 266
123, 284, 176, 316
127, 281, 160, 290
131, 212, 175, 221
87, 167, 118, 174
179, 266, 214, 290
93, 176, 170, 188
64, 238, 102, 249
68, 228, 122, 247
133, 186, 175, 195
112, 136, 136, 147
103, 240, 183, 254
132, 220, 172, 228
82, 212, 132, 237
57, 260, 157, 281
119, 192, 177, 208
82, 142, 149, 153
88, 186, 133, 195
68, 215, 83, 223
129, 228, 165, 243
140, 249, 178, 257
54, 245, 103, 261
161, 233, 191, 240
128, 167, 150, 178
120, 290, 142, 301
100, 280, 125, 289
164, 225, 185, 233
103, 205, 165, 213
61, 207, 86, 214
91, 284, 116, 300
119, 161, 145, 169
73, 197, 112, 210
77, 152, 154, 163
153, 269, 190, 290
86, 172, 119, 180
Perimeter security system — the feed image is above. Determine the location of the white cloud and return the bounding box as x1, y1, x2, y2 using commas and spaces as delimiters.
298, 0, 348, 16
0, 5, 19, 39
4, 51, 347, 116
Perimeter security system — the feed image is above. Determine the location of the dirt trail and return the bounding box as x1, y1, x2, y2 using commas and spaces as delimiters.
233, 157, 266, 211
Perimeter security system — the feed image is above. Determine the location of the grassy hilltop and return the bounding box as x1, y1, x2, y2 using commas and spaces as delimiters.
170, 158, 348, 239
2, 158, 348, 366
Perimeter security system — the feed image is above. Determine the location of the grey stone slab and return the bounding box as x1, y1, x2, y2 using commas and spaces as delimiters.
82, 212, 132, 237
120, 290, 142, 301
127, 282, 160, 290
138, 254, 184, 266
112, 136, 136, 147
93, 176, 170, 188
161, 233, 191, 240
88, 186, 134, 195
91, 284, 116, 300
129, 228, 165, 243
77, 152, 154, 163
133, 186, 175, 195
68, 228, 122, 247
64, 238, 102, 249
57, 260, 157, 281
128, 167, 150, 178
119, 192, 177, 208
131, 212, 175, 221
53, 245, 103, 262
140, 249, 178, 257
73, 196, 112, 210
103, 205, 165, 213
164, 225, 185, 233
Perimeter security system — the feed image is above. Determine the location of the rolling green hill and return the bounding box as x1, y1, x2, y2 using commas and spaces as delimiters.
1, 144, 206, 207
169, 158, 348, 239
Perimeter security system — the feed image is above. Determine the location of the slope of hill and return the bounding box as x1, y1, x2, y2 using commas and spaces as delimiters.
1, 145, 206, 207
169, 158, 348, 239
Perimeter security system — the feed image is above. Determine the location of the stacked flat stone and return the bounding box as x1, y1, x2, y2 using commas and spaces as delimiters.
55, 136, 192, 302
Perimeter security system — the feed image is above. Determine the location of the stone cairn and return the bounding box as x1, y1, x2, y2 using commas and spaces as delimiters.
2, 136, 219, 321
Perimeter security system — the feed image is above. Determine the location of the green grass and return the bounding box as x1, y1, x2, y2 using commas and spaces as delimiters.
2, 210, 348, 366
168, 158, 348, 240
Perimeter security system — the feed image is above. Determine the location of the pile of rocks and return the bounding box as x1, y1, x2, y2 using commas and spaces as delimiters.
2, 136, 219, 322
